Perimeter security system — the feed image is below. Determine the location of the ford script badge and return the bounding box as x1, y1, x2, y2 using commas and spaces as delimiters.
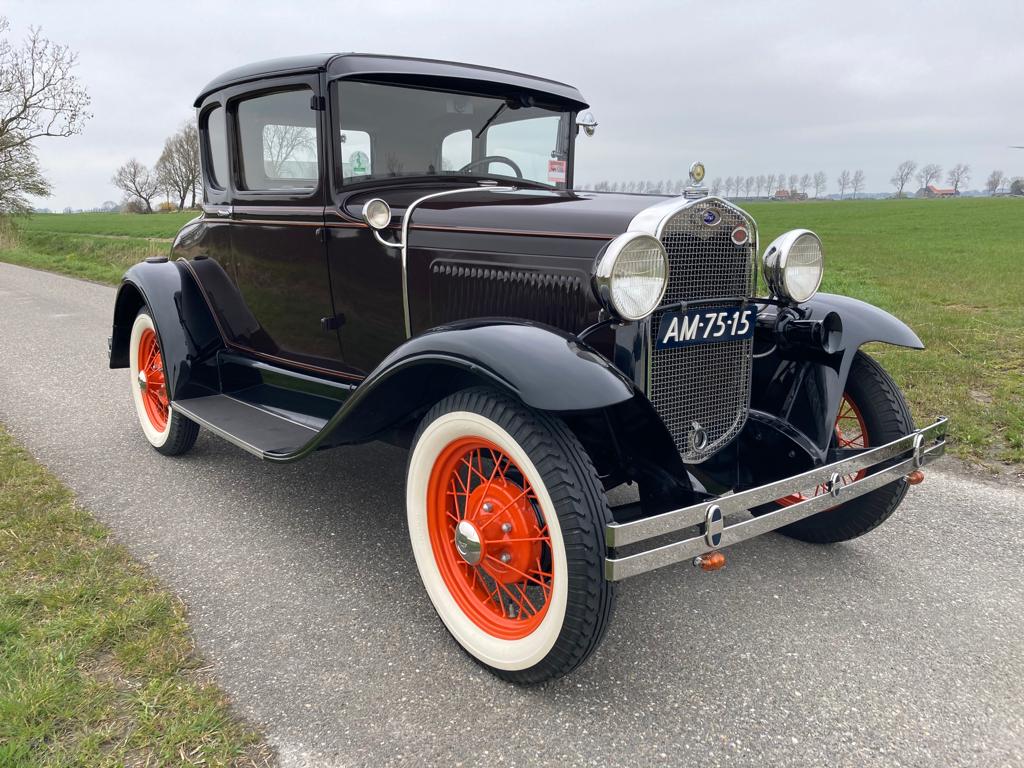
702, 209, 720, 226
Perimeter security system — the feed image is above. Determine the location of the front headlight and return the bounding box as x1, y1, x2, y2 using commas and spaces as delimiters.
593, 233, 669, 321
762, 229, 824, 304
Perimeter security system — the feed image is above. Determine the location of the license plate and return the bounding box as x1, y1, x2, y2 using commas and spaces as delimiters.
655, 306, 756, 350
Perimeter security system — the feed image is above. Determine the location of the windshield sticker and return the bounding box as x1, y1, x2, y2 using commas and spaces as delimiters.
349, 150, 370, 176
548, 159, 567, 185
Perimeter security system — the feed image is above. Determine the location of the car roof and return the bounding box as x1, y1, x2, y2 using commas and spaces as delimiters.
194, 53, 588, 109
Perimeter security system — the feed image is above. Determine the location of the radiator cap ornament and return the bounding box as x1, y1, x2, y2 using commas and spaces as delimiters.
689, 161, 706, 185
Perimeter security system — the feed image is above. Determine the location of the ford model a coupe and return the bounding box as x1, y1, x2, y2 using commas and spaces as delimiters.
109, 54, 947, 683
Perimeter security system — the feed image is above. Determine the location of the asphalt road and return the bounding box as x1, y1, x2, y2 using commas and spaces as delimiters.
1, 261, 1022, 768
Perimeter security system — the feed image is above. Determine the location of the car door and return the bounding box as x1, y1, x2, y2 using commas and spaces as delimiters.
223, 76, 351, 376
323, 80, 408, 376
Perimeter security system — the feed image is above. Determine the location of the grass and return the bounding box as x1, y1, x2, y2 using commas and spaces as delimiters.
0, 229, 170, 285
1, 197, 1021, 465
0, 426, 274, 767
742, 198, 1024, 465
18, 211, 196, 239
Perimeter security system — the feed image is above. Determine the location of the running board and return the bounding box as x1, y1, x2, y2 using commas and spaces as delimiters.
171, 394, 324, 458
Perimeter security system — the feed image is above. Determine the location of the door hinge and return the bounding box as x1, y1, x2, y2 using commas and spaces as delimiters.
310, 95, 326, 111
321, 314, 345, 332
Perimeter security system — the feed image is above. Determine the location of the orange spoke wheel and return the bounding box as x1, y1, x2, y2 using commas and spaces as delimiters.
426, 437, 553, 640
137, 327, 169, 432
777, 393, 868, 507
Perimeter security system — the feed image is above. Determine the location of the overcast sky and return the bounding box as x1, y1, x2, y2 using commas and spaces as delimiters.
5, 0, 1022, 208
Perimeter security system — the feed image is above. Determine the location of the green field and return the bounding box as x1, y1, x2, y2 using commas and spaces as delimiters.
17, 210, 195, 239
1, 198, 1021, 466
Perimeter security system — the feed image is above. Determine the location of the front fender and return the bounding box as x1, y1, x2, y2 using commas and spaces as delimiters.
273, 318, 691, 507
108, 259, 222, 400
313, 319, 638, 450
747, 293, 923, 469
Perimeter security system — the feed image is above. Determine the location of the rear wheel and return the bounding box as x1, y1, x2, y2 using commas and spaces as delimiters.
773, 350, 913, 543
406, 388, 614, 684
129, 308, 198, 456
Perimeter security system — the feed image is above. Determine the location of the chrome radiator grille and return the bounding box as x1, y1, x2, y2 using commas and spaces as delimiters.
648, 199, 757, 462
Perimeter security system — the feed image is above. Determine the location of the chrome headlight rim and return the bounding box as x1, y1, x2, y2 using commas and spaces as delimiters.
361, 198, 392, 231
762, 228, 824, 304
593, 232, 670, 321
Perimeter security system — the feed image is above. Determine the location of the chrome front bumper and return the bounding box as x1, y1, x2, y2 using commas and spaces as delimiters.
604, 417, 948, 581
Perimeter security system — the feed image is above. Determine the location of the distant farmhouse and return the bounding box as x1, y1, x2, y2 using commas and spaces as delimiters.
771, 189, 808, 201
916, 184, 957, 198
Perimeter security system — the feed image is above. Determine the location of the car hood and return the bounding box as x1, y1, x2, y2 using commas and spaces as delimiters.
343, 186, 672, 241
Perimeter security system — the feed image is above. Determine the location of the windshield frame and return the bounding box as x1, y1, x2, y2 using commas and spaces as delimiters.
328, 76, 578, 192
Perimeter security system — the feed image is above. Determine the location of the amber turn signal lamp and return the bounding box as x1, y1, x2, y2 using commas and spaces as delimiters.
906, 470, 925, 485
693, 552, 726, 571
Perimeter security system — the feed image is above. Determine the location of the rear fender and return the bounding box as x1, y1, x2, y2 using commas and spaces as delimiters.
109, 259, 222, 400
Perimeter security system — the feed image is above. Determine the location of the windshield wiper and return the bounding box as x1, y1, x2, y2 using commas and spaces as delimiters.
474, 103, 507, 139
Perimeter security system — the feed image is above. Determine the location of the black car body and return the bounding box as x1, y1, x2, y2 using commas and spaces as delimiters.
109, 54, 947, 682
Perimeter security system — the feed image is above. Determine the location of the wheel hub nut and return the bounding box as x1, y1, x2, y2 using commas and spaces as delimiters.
454, 520, 482, 565
137, 371, 147, 391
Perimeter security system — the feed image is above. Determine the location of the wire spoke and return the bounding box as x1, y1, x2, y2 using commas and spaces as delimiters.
484, 554, 549, 589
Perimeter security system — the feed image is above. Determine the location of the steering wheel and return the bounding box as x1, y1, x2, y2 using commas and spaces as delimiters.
459, 155, 523, 179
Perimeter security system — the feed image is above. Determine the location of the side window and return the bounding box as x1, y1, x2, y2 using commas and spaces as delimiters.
204, 106, 229, 190
441, 129, 471, 172
236, 89, 319, 191
339, 129, 372, 179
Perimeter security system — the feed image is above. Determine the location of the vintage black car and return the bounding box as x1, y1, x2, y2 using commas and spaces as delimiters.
109, 54, 947, 683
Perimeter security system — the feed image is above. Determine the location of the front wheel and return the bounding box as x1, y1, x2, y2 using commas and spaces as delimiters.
129, 308, 199, 456
774, 350, 914, 543
406, 388, 615, 684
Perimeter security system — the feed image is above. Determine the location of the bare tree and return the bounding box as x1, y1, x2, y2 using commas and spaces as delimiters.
724, 176, 734, 196
787, 174, 798, 194
112, 158, 159, 212
155, 123, 200, 210
813, 171, 827, 198
890, 160, 917, 198
766, 174, 777, 197
755, 174, 766, 198
837, 170, 851, 199
947, 163, 970, 194
0, 16, 91, 213
851, 170, 865, 199
985, 169, 1005, 195
777, 172, 786, 193
263, 124, 316, 178
916, 163, 941, 191
710, 177, 722, 195
799, 173, 811, 195
744, 176, 754, 197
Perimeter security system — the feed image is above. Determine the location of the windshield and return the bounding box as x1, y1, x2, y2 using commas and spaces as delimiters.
332, 80, 573, 188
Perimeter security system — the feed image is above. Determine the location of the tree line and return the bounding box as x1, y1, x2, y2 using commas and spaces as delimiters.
112, 124, 200, 212
586, 160, 1023, 199
586, 172, 841, 199
890, 160, 1022, 197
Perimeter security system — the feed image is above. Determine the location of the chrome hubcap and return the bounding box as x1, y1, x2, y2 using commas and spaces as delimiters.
454, 520, 482, 565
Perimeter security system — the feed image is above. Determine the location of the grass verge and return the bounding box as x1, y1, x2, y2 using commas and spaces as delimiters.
0, 425, 274, 767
